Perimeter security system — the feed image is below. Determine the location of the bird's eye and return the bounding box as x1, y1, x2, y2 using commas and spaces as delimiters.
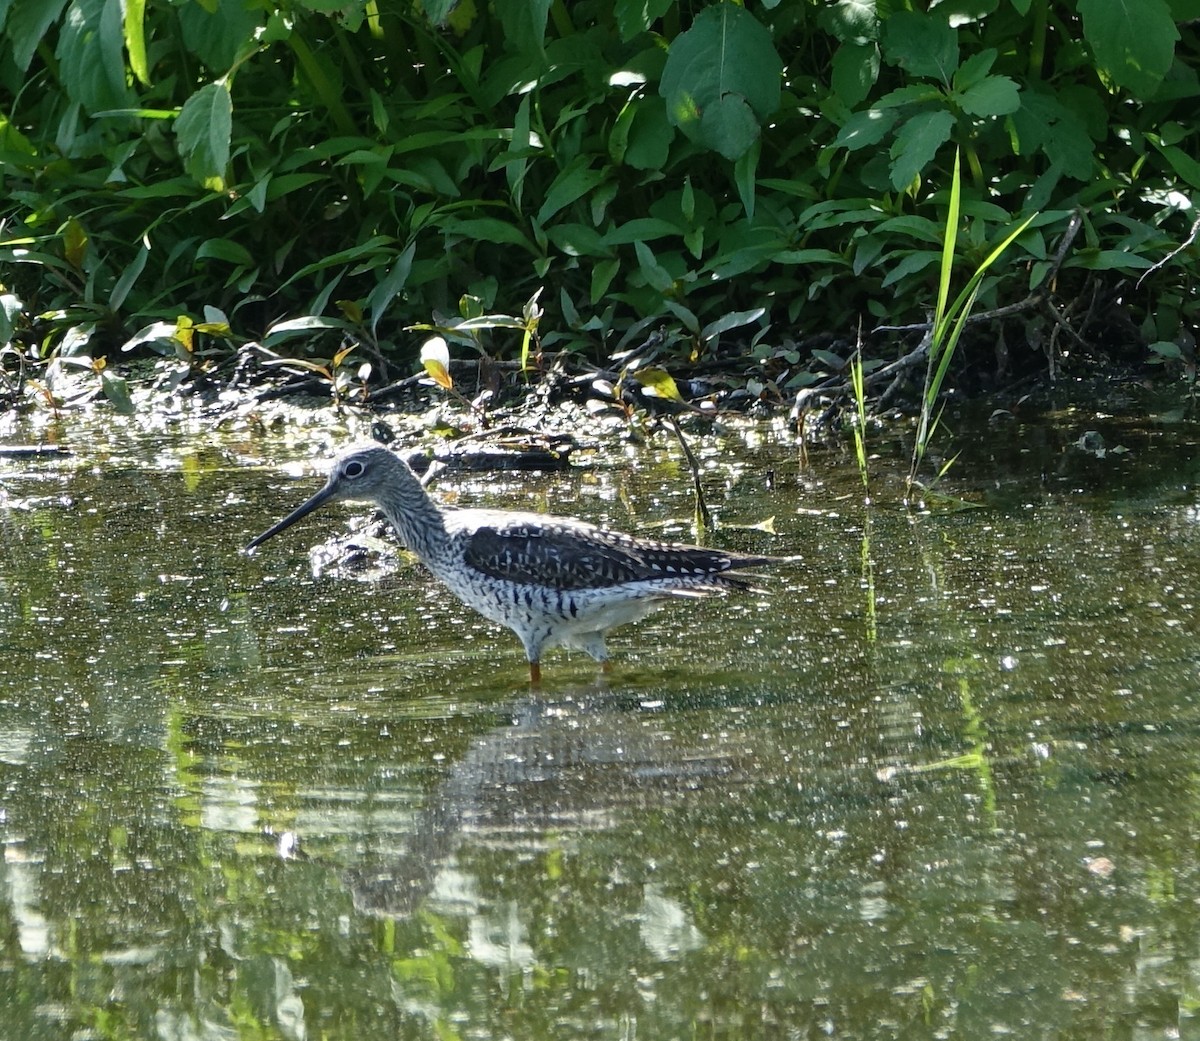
344, 460, 366, 479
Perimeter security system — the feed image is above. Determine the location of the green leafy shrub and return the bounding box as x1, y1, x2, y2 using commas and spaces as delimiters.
0, 0, 1196, 401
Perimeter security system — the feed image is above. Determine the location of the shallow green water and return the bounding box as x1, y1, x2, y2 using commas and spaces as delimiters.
1, 407, 1199, 1040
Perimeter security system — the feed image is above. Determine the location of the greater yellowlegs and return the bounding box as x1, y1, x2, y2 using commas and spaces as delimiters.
246, 442, 783, 683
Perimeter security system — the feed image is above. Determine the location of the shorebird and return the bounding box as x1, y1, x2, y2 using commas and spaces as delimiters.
245, 442, 783, 683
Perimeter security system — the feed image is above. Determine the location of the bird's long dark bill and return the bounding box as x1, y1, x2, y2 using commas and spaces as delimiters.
244, 482, 338, 552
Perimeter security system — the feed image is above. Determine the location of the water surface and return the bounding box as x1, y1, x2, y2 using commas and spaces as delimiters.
1, 406, 1198, 1040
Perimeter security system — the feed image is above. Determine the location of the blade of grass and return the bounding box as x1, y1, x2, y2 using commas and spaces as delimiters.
909, 149, 1036, 498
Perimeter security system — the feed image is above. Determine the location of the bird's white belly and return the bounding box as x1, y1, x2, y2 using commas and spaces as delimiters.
446, 573, 665, 649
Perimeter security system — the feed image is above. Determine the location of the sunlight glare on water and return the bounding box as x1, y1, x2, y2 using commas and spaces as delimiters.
0, 411, 1198, 1039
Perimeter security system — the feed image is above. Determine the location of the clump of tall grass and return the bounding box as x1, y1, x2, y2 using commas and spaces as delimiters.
907, 150, 1035, 503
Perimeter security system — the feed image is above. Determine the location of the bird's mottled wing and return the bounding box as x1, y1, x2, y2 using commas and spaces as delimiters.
462, 520, 770, 591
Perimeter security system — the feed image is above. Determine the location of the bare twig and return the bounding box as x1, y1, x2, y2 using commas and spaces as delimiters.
834, 211, 1086, 405
665, 415, 713, 534
1137, 213, 1200, 289
870, 210, 1084, 337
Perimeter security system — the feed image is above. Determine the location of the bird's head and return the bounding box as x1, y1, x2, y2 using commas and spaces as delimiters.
244, 442, 405, 552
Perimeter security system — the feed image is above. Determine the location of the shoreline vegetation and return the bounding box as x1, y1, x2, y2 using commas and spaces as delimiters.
1, 1, 1198, 436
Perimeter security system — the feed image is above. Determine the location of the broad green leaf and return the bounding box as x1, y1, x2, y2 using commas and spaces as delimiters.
660, 4, 782, 158
957, 75, 1020, 117
663, 299, 699, 333
247, 175, 270, 212
591, 180, 618, 225
389, 155, 460, 197
733, 140, 759, 219
1043, 120, 1096, 182
175, 82, 232, 190
8, 0, 68, 71
121, 321, 178, 353
537, 158, 608, 225
1011, 92, 1095, 180
888, 110, 955, 189
700, 308, 766, 343
633, 240, 674, 292
109, 240, 148, 310
118, 178, 202, 200
876, 214, 943, 243
624, 96, 673, 170
265, 173, 325, 199
1079, 0, 1178, 97
310, 270, 346, 317
853, 235, 885, 275
335, 147, 391, 167
831, 42, 879, 108
174, 314, 195, 354
873, 84, 940, 109
590, 259, 620, 303
603, 218, 682, 245
559, 288, 580, 328
440, 218, 536, 251
424, 0, 458, 24
703, 94, 760, 162
614, 0, 672, 41
0, 248, 74, 271
609, 96, 635, 166
706, 248, 778, 280
545, 223, 608, 257
833, 108, 898, 150
282, 235, 395, 285
196, 238, 253, 266
820, 0, 879, 44
336, 300, 362, 324
100, 370, 135, 414
1149, 340, 1184, 360
495, 0, 552, 61
1069, 249, 1154, 271
952, 48, 996, 92
0, 292, 24, 347
881, 249, 939, 287
811, 349, 848, 369
882, 11, 958, 83
289, 135, 378, 165
773, 248, 848, 265
367, 242, 416, 336
506, 94, 532, 209
56, 0, 131, 112
178, 0, 262, 72
1153, 142, 1200, 189
1058, 83, 1112, 141
935, 1, 1000, 24
297, 0, 360, 11
263, 315, 353, 346
62, 216, 87, 269
0, 113, 35, 156
263, 9, 291, 42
